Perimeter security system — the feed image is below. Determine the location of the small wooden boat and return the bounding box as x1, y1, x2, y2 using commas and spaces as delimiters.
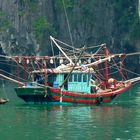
0, 98, 9, 104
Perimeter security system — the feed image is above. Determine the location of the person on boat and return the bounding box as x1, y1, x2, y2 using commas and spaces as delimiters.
90, 79, 98, 93
80, 61, 88, 72
108, 78, 117, 89
34, 74, 44, 85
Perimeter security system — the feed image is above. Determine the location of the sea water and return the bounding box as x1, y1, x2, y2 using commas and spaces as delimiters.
0, 82, 140, 140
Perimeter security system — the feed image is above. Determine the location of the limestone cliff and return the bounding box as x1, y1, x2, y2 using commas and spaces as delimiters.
0, 0, 140, 59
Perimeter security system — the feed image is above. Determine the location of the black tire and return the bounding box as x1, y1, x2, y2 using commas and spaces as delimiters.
96, 96, 103, 105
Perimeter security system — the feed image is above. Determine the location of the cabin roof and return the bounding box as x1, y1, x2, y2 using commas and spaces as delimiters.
31, 68, 95, 74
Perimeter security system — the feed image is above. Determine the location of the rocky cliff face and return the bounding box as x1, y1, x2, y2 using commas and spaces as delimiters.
0, 0, 140, 58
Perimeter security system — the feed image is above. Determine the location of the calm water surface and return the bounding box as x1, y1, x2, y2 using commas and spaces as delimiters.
0, 82, 140, 140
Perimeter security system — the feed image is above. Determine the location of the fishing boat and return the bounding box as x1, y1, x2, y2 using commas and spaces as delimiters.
0, 98, 9, 104
1, 36, 133, 105
0, 1, 139, 105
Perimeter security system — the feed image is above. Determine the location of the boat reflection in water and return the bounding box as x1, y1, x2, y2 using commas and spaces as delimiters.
0, 79, 140, 140
13, 92, 138, 140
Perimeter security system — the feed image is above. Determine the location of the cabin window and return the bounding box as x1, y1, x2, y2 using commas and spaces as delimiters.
74, 74, 78, 82
83, 74, 87, 82
48, 74, 56, 86
69, 75, 72, 82
78, 74, 82, 82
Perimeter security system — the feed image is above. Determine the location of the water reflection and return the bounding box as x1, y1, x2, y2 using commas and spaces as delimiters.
11, 104, 138, 140
0, 82, 140, 139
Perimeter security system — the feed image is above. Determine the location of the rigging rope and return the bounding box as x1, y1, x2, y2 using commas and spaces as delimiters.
52, 37, 101, 53
62, 0, 74, 47
117, 66, 140, 77
0, 69, 26, 82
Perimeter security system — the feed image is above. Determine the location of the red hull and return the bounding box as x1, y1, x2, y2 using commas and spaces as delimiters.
49, 83, 131, 104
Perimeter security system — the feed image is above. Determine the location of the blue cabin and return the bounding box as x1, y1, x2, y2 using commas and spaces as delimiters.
52, 71, 92, 94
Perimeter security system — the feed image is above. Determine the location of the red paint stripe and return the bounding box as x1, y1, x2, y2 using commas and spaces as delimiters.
51, 95, 96, 103
51, 95, 112, 104
50, 83, 131, 98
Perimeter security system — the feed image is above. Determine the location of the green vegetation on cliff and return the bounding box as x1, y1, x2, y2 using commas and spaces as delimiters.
0, 11, 11, 33
33, 16, 56, 43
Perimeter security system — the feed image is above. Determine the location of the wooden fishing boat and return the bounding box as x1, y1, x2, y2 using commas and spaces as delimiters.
12, 37, 133, 104
0, 98, 9, 104
15, 81, 131, 104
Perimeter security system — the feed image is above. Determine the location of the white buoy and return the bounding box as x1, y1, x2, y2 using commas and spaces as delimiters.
50, 58, 54, 64
19, 58, 22, 63
26, 59, 29, 64
79, 59, 81, 64
60, 58, 63, 64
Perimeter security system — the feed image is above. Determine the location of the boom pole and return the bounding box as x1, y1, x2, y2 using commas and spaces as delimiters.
0, 74, 24, 86
50, 36, 73, 64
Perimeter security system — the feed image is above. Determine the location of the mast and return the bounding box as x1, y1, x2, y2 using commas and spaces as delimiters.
103, 44, 109, 87
59, 46, 85, 88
